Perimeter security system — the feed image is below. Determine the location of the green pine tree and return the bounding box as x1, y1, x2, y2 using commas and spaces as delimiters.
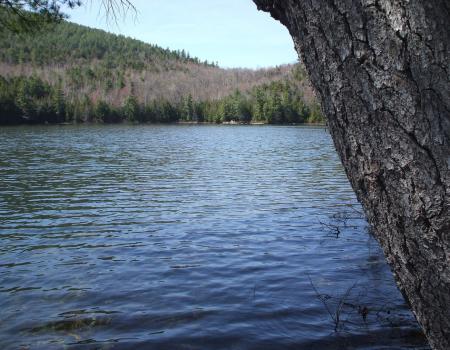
123, 95, 139, 122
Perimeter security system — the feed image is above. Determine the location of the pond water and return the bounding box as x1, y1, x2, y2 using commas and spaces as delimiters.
0, 125, 428, 349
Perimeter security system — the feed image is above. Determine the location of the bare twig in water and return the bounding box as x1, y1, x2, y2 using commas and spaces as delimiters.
319, 205, 367, 239
347, 205, 364, 217
308, 275, 357, 332
319, 220, 341, 238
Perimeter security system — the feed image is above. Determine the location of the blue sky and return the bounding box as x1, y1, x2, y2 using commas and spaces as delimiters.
67, 0, 298, 68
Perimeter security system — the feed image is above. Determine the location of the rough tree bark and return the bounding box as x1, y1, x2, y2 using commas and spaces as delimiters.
252, 1, 449, 349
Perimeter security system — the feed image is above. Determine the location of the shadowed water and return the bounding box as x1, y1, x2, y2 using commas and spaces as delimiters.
0, 125, 428, 349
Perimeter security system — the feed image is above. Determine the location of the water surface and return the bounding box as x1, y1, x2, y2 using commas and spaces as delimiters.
0, 125, 428, 349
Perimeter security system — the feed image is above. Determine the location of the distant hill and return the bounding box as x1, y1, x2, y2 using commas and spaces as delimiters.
0, 20, 216, 67
0, 19, 323, 124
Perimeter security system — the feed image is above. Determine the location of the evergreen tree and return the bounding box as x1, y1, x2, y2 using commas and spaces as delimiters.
182, 94, 194, 121
51, 81, 66, 121
253, 88, 265, 122
122, 95, 139, 122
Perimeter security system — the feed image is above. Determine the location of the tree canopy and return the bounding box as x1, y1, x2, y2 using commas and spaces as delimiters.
0, 1, 138, 32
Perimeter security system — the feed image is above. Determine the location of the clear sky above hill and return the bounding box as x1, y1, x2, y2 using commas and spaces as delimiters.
68, 0, 298, 68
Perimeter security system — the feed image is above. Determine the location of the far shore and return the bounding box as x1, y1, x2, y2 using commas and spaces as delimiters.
1, 121, 328, 127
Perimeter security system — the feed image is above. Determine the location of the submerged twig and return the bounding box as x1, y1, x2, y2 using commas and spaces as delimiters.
308, 275, 357, 332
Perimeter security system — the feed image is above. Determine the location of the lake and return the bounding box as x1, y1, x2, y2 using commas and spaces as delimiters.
0, 125, 428, 349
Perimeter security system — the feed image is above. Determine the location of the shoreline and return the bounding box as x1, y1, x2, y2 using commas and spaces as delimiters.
0, 121, 327, 127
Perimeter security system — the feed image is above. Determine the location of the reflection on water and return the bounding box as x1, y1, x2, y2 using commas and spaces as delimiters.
0, 125, 427, 349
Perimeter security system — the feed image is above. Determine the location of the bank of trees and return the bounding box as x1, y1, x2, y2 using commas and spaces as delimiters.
0, 11, 323, 125
0, 74, 323, 124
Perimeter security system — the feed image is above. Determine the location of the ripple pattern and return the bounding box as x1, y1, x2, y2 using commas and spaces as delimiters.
0, 125, 427, 349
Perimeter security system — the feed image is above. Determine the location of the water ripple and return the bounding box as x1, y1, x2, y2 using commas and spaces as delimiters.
0, 125, 427, 349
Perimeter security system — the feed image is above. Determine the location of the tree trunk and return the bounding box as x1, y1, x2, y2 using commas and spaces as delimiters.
252, 1, 449, 349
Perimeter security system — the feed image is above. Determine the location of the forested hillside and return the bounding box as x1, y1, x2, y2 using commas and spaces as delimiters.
0, 19, 323, 124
